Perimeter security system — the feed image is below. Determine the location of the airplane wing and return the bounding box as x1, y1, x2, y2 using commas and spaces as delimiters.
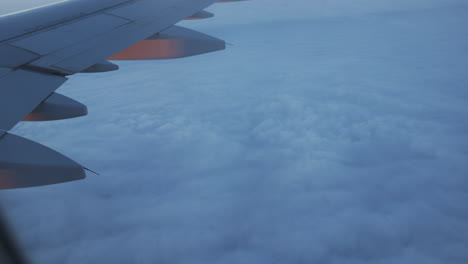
0, 0, 244, 190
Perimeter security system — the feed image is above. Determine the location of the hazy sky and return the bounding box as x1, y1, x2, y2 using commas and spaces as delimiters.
2, 0, 467, 19
1, 1, 468, 263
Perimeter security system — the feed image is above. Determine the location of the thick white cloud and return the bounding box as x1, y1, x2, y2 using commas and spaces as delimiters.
1, 1, 468, 264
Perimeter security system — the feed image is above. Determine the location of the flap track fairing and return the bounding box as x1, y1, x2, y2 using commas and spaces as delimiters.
108, 26, 225, 60
0, 132, 85, 190
22, 92, 88, 122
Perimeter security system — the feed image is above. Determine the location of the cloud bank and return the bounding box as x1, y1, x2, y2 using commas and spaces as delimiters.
1, 1, 468, 264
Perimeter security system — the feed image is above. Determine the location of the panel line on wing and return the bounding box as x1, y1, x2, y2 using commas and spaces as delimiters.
0, 0, 135, 43
10, 13, 132, 56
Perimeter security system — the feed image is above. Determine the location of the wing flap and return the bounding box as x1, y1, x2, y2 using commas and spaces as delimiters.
0, 69, 67, 130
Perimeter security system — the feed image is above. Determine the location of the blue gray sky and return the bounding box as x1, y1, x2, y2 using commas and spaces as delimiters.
1, 0, 468, 263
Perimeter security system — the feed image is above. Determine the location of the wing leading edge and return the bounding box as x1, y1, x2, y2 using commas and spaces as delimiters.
0, 0, 246, 189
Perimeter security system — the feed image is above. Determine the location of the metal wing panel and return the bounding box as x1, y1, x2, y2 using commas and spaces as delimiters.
0, 68, 11, 78
0, 69, 67, 130
10, 13, 132, 55
105, 0, 175, 21
0, 45, 39, 68
0, 0, 132, 43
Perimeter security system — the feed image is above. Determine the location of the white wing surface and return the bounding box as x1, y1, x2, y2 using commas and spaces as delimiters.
0, 0, 242, 189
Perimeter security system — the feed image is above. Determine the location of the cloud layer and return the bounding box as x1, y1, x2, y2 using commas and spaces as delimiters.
1, 1, 468, 264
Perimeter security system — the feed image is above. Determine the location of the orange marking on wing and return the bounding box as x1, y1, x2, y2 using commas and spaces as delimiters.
0, 170, 15, 189
108, 39, 184, 60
